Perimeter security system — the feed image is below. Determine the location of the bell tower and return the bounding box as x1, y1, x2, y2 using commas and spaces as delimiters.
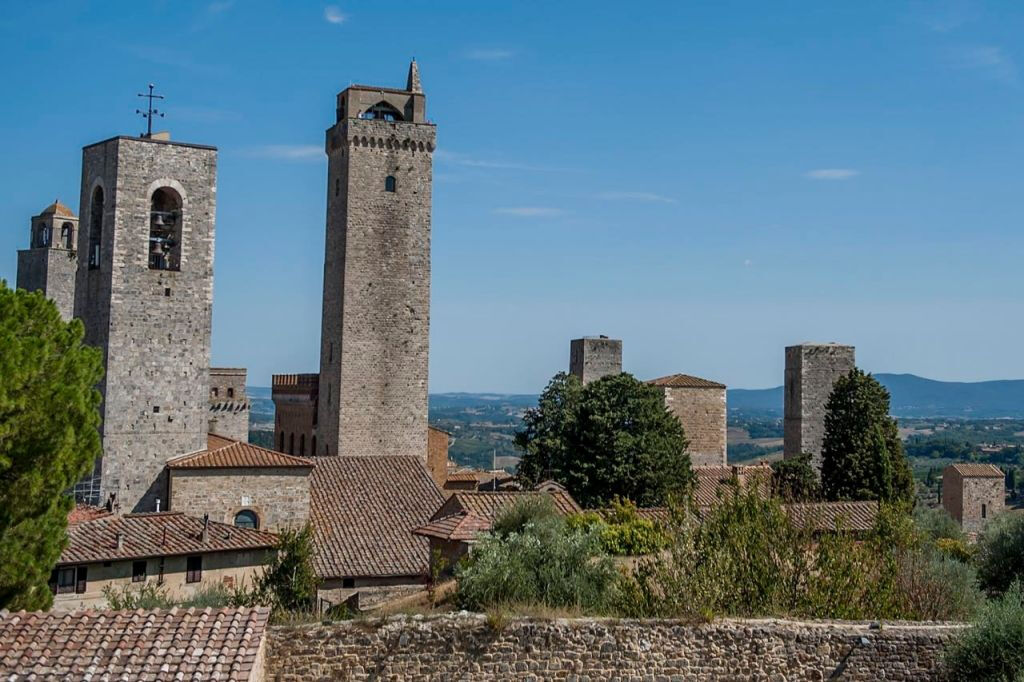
316, 60, 435, 458
16, 201, 79, 320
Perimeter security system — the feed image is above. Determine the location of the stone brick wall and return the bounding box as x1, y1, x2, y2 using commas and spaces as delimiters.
784, 343, 855, 468
168, 467, 311, 532
264, 614, 962, 681
317, 98, 435, 460
426, 426, 450, 487
271, 374, 318, 455
209, 368, 251, 442
662, 386, 726, 467
943, 469, 1004, 535
569, 337, 622, 385
16, 246, 77, 320
75, 136, 217, 512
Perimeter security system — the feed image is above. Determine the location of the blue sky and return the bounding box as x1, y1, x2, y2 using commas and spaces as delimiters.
1, 1, 1022, 392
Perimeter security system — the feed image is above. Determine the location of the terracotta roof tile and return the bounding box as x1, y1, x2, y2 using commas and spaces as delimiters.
0, 607, 269, 681
412, 511, 492, 541
60, 512, 277, 564
39, 200, 75, 218
67, 504, 112, 524
167, 434, 315, 469
784, 501, 879, 533
693, 464, 772, 510
948, 462, 1004, 478
310, 456, 444, 579
647, 373, 726, 389
430, 490, 582, 522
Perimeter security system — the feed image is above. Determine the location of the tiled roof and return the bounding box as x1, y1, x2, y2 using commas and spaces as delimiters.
446, 470, 484, 483
949, 462, 1004, 478
67, 504, 112, 524
310, 456, 444, 579
167, 434, 315, 469
60, 512, 277, 564
647, 373, 726, 389
412, 511, 493, 541
0, 607, 269, 681
39, 200, 75, 218
693, 464, 773, 510
430, 490, 583, 522
784, 501, 879, 533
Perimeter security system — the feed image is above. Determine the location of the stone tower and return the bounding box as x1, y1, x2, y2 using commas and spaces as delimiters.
316, 61, 435, 458
16, 201, 79, 320
208, 368, 251, 442
569, 336, 622, 385
74, 134, 217, 511
783, 342, 855, 469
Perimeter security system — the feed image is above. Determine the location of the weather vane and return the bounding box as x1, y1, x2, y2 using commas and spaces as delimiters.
136, 84, 165, 138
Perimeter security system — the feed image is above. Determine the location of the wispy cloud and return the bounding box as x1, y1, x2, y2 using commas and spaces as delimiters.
596, 191, 676, 204
243, 145, 322, 161
324, 6, 347, 24
952, 45, 1018, 85
494, 207, 566, 217
123, 45, 229, 76
923, 2, 977, 33
190, 0, 234, 31
207, 0, 234, 14
435, 149, 573, 173
464, 48, 515, 61
743, 259, 753, 267
804, 169, 860, 181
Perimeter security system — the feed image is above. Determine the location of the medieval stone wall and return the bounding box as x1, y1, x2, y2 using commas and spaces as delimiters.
16, 246, 77, 320
317, 115, 435, 460
426, 426, 449, 487
569, 337, 622, 385
944, 472, 1004, 535
75, 136, 216, 512
663, 386, 726, 467
784, 343, 855, 468
209, 368, 251, 442
264, 614, 962, 681
271, 374, 318, 455
168, 467, 311, 532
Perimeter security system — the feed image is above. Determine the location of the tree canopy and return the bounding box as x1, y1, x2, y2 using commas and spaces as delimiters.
820, 368, 914, 505
0, 283, 103, 610
516, 372, 693, 508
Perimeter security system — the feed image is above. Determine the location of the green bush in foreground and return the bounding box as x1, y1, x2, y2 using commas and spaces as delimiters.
945, 581, 1024, 682
976, 514, 1024, 596
566, 498, 670, 556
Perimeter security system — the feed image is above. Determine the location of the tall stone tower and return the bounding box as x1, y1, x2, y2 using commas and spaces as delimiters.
316, 61, 435, 458
569, 336, 622, 385
16, 201, 79, 320
783, 342, 855, 469
74, 134, 217, 510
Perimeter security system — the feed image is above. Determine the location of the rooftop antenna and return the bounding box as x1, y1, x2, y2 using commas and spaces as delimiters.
136, 83, 165, 138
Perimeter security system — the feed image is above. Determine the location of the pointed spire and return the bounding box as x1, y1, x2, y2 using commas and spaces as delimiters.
406, 58, 423, 94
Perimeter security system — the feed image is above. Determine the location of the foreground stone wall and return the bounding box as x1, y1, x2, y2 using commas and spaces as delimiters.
265, 614, 962, 681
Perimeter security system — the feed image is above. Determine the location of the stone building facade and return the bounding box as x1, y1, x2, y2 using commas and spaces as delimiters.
648, 374, 727, 467
569, 336, 622, 384
209, 368, 251, 442
316, 61, 434, 459
16, 201, 78, 320
271, 373, 318, 456
784, 342, 855, 469
942, 462, 1005, 535
426, 425, 451, 487
73, 135, 217, 511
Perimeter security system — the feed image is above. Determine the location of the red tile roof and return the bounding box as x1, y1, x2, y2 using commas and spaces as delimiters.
167, 434, 315, 469
948, 462, 1004, 478
412, 511, 493, 541
39, 200, 75, 218
67, 504, 112, 524
0, 607, 269, 681
693, 463, 773, 510
430, 490, 583, 522
784, 501, 879, 533
310, 456, 445, 579
647, 373, 726, 389
60, 512, 277, 564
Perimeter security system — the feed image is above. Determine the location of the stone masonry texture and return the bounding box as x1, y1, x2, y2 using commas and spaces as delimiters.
210, 368, 251, 442
264, 614, 962, 681
169, 467, 311, 532
663, 386, 727, 467
272, 373, 318, 455
74, 136, 216, 512
784, 343, 855, 469
943, 468, 1005, 535
569, 337, 622, 385
16, 206, 79, 320
316, 75, 434, 460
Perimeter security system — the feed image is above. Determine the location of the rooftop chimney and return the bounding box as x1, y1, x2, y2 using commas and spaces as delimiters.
116, 531, 124, 550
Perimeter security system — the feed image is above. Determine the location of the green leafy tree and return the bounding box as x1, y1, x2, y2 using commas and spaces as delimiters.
771, 452, 822, 502
516, 372, 693, 508
0, 284, 103, 610
820, 368, 914, 505
976, 513, 1024, 596
254, 523, 319, 612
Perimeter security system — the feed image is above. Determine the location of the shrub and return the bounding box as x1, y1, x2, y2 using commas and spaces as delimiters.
914, 506, 965, 544
103, 582, 174, 610
456, 505, 618, 612
771, 452, 821, 502
491, 496, 559, 537
252, 523, 319, 612
567, 498, 670, 556
977, 514, 1024, 596
945, 581, 1024, 681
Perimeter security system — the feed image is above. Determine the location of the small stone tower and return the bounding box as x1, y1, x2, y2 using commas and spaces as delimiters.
783, 342, 855, 469
942, 463, 1005, 535
316, 60, 435, 458
16, 201, 79, 320
208, 368, 251, 442
74, 134, 217, 510
569, 336, 622, 385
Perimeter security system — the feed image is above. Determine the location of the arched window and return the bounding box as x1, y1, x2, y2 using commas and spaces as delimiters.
38, 224, 51, 247
61, 222, 74, 249
362, 101, 403, 121
88, 187, 104, 269
149, 187, 183, 271
300, 434, 306, 456
279, 431, 285, 451
234, 510, 259, 529
385, 176, 397, 193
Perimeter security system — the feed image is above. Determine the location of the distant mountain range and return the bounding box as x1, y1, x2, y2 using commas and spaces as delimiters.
729, 373, 1024, 418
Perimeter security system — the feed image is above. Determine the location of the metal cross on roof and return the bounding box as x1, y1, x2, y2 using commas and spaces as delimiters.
136, 83, 165, 138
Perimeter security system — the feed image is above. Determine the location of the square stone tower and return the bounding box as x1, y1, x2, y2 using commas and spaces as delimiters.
942, 462, 1005, 535
783, 342, 855, 468
16, 201, 79, 320
647, 374, 727, 467
316, 61, 435, 458
74, 135, 217, 511
569, 336, 622, 385
208, 368, 251, 442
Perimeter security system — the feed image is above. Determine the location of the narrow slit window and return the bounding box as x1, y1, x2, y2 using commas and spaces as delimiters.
385, 175, 397, 192
88, 187, 104, 269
